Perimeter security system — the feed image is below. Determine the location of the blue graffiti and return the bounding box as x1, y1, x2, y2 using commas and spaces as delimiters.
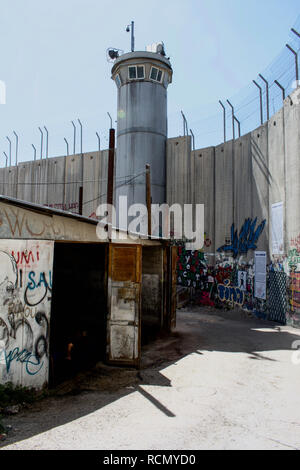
217, 218, 266, 257
217, 279, 245, 306
2, 347, 44, 376
27, 271, 52, 290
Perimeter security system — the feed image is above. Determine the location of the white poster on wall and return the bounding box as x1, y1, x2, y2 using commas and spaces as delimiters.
271, 202, 284, 255
255, 251, 267, 300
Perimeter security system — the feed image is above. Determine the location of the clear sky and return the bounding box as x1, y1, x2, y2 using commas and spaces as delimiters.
1, 0, 300, 164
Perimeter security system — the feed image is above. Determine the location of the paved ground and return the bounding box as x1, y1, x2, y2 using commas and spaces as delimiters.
1, 306, 300, 450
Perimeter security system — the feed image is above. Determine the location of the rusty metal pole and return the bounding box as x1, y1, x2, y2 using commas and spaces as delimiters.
146, 164, 151, 238
79, 186, 83, 215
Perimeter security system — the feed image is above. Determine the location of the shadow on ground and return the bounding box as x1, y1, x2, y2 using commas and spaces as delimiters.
1, 306, 300, 448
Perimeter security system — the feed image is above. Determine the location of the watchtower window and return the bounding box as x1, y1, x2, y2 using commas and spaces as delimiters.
150, 67, 163, 83
115, 74, 121, 88
128, 65, 145, 80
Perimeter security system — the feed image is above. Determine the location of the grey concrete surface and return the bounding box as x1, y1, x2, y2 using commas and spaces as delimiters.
1, 307, 300, 450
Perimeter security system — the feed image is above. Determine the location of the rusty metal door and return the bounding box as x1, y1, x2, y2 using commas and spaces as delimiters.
107, 244, 142, 367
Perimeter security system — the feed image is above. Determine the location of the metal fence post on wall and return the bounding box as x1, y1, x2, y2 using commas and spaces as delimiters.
258, 74, 270, 122
64, 138, 69, 156
6, 136, 11, 167
226, 100, 235, 140
190, 129, 195, 151
71, 121, 76, 155
38, 127, 44, 159
13, 131, 18, 166
32, 144, 37, 161
96, 132, 101, 153
234, 116, 241, 138
78, 119, 83, 154
274, 80, 286, 102
219, 100, 226, 143
253, 80, 263, 125
3, 152, 8, 167
44, 126, 49, 158
286, 44, 299, 84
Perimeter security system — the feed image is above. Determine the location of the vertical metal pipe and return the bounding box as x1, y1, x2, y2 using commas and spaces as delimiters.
38, 127, 43, 159
107, 128, 115, 208
219, 100, 226, 143
71, 121, 76, 154
131, 21, 135, 52
286, 44, 299, 84
79, 186, 83, 215
253, 80, 263, 125
226, 100, 235, 140
259, 74, 270, 121
64, 138, 69, 156
32, 144, 37, 161
146, 164, 151, 237
274, 80, 286, 102
77, 119, 83, 154
44, 126, 49, 158
13, 131, 18, 166
6, 136, 11, 167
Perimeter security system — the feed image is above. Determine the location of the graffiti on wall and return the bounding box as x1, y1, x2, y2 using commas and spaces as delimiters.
0, 206, 64, 238
288, 248, 300, 270
217, 279, 244, 307
217, 218, 266, 257
177, 247, 207, 288
46, 202, 79, 212
0, 241, 53, 386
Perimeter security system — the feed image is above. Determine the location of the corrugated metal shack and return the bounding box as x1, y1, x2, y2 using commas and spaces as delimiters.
0, 196, 177, 389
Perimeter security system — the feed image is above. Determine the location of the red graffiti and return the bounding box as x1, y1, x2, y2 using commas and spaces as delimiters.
12, 250, 40, 266
291, 234, 300, 253
215, 266, 232, 284
291, 272, 300, 311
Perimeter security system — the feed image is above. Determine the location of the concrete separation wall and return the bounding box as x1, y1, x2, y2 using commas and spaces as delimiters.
168, 86, 300, 327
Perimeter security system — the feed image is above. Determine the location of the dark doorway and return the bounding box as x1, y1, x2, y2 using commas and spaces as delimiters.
141, 246, 164, 345
49, 242, 107, 386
